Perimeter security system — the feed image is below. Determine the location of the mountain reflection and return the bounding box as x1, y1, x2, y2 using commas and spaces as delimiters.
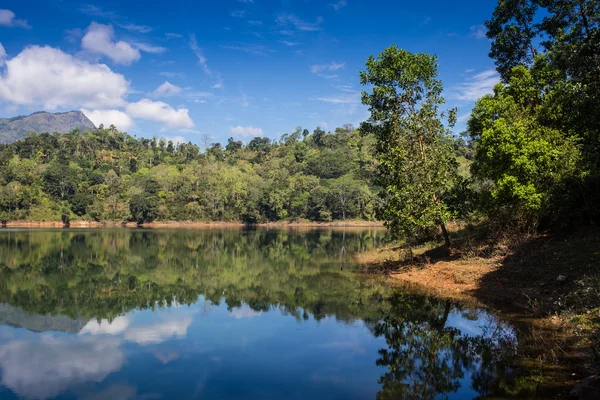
0, 229, 539, 399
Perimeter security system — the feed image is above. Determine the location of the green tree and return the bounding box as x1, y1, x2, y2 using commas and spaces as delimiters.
360, 46, 459, 246
468, 66, 581, 220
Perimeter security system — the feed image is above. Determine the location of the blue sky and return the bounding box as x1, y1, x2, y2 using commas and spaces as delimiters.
0, 0, 500, 146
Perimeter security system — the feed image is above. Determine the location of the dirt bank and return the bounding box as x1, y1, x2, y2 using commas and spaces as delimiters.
357, 228, 600, 396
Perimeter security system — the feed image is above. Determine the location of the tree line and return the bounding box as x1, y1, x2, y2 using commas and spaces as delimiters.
362, 0, 599, 244
0, 120, 469, 224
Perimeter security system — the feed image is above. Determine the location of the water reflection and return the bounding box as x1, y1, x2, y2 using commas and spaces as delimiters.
0, 229, 537, 399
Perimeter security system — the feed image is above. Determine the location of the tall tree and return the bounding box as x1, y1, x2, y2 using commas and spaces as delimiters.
485, 0, 541, 80
360, 46, 459, 247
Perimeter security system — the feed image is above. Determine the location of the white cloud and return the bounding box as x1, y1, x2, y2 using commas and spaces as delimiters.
124, 318, 192, 345
280, 40, 299, 46
190, 33, 223, 89
329, 0, 347, 11
132, 42, 167, 54
79, 316, 131, 335
222, 44, 272, 55
166, 32, 182, 39
160, 71, 185, 78
0, 9, 30, 28
449, 69, 500, 101
152, 81, 182, 97
310, 92, 360, 104
310, 62, 345, 79
82, 22, 141, 65
119, 23, 152, 33
276, 13, 323, 32
126, 99, 194, 129
470, 25, 487, 39
310, 62, 344, 74
81, 109, 134, 131
0, 45, 129, 109
230, 126, 263, 137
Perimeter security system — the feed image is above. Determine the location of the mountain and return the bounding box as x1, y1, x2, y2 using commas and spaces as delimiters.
0, 111, 96, 144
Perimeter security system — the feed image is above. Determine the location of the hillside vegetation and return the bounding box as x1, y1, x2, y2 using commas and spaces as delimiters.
0, 124, 471, 224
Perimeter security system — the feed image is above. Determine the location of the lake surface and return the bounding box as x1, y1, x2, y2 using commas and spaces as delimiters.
0, 228, 535, 399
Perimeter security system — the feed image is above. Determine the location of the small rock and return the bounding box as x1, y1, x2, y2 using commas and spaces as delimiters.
557, 274, 567, 282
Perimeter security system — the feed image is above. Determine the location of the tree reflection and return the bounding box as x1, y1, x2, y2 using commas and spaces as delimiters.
373, 293, 542, 399
0, 228, 389, 323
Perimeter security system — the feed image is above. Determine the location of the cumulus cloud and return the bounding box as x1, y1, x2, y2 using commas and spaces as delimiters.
82, 22, 141, 65
126, 99, 194, 129
230, 126, 263, 137
449, 69, 500, 101
0, 9, 30, 28
81, 109, 134, 131
151, 81, 182, 97
0, 45, 129, 109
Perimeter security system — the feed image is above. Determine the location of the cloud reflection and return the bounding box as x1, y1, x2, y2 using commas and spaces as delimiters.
0, 335, 124, 399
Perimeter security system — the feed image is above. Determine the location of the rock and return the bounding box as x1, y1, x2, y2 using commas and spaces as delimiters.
569, 376, 600, 399
557, 274, 567, 282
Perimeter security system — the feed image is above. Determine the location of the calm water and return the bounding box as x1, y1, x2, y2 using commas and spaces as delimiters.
0, 229, 533, 399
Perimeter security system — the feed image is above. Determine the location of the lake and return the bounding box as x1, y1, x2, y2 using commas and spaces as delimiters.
0, 228, 535, 399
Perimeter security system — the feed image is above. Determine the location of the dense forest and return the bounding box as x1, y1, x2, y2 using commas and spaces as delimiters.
0, 123, 469, 224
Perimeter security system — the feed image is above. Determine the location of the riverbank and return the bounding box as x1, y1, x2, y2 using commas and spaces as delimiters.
2, 220, 385, 228
356, 224, 600, 397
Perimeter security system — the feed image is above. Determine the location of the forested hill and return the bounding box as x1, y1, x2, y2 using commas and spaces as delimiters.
0, 111, 96, 144
0, 125, 466, 224
0, 126, 470, 224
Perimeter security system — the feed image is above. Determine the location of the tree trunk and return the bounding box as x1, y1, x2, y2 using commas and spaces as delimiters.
440, 221, 451, 248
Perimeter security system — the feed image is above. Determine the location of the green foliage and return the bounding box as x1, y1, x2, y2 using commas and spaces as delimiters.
473, 0, 600, 225
468, 66, 581, 219
360, 46, 460, 244
2, 124, 470, 223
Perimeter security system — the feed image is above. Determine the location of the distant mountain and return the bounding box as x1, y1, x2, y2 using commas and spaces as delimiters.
0, 110, 96, 144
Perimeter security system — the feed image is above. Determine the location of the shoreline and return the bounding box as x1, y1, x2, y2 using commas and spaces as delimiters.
356, 231, 600, 395
1, 220, 385, 229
